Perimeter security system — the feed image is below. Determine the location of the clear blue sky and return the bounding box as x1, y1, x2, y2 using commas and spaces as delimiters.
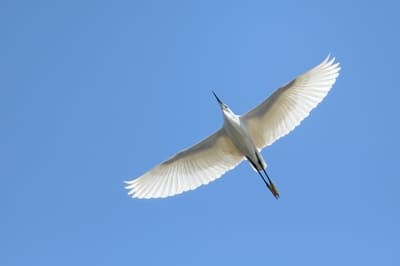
2, 1, 399, 265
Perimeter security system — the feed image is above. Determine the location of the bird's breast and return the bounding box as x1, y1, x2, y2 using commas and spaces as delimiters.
223, 117, 258, 158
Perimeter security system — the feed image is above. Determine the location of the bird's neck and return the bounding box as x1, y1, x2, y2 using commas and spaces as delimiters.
223, 109, 240, 124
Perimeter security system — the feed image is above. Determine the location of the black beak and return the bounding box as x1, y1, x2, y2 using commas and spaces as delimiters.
212, 91, 223, 105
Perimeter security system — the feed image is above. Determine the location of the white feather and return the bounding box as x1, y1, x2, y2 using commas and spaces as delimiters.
241, 56, 340, 149
125, 129, 243, 198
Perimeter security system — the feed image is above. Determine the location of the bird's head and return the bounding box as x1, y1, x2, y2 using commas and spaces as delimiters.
212, 91, 230, 113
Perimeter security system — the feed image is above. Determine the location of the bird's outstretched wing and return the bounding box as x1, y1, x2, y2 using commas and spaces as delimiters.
242, 55, 340, 150
125, 129, 244, 199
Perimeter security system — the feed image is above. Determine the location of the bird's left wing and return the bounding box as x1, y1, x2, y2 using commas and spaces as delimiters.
125, 129, 244, 199
241, 56, 340, 150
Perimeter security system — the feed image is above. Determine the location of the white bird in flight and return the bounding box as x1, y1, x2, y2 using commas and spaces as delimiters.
125, 55, 340, 199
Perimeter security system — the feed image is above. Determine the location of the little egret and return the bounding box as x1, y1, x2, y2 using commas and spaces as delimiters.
125, 55, 340, 199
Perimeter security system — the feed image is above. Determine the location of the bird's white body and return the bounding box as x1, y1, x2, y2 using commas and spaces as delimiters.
125, 55, 341, 199
222, 109, 266, 171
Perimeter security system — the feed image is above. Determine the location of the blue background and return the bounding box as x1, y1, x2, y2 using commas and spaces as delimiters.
2, 1, 399, 265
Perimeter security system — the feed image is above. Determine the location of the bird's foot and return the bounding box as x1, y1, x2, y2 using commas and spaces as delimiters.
267, 182, 280, 199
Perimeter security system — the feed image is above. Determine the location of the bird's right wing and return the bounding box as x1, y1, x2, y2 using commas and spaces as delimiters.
125, 129, 244, 199
242, 56, 340, 150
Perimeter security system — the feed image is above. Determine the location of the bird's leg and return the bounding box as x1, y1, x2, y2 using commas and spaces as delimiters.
256, 170, 272, 190
254, 153, 280, 199
262, 169, 280, 199
256, 170, 279, 199
246, 156, 279, 199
